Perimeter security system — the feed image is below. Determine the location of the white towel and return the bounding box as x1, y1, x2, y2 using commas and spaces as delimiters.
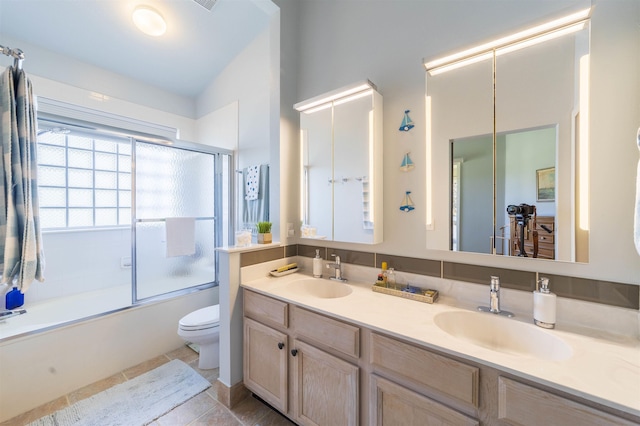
165, 218, 196, 257
245, 165, 260, 201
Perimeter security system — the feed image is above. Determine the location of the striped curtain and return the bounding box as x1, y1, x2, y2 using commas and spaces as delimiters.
0, 66, 45, 292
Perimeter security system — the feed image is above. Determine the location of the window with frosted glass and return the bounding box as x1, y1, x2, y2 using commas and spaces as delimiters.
37, 130, 132, 228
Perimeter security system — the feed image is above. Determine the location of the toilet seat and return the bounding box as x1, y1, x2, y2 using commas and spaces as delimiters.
179, 305, 220, 331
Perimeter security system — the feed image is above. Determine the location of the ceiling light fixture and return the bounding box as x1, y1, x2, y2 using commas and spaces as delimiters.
132, 6, 167, 37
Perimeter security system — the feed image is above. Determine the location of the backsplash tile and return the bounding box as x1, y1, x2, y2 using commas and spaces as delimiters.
242, 244, 638, 310
543, 274, 639, 310
376, 254, 440, 277
442, 262, 536, 292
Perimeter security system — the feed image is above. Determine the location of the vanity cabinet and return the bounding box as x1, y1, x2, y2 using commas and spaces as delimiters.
243, 290, 359, 425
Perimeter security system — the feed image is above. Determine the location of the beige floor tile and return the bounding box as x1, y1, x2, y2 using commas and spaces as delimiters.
0, 395, 68, 426
67, 372, 127, 404
156, 391, 217, 426
190, 399, 243, 426
188, 361, 220, 382
230, 395, 273, 425
253, 409, 297, 426
166, 345, 199, 364
122, 354, 170, 379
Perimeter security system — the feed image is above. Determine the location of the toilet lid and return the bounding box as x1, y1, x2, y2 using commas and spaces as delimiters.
179, 305, 220, 330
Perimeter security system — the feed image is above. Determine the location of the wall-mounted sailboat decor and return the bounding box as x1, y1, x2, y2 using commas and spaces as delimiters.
399, 110, 414, 131
400, 152, 414, 172
400, 191, 415, 212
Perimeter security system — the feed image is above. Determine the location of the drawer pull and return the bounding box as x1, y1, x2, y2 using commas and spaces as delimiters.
278, 342, 285, 350
291, 349, 298, 356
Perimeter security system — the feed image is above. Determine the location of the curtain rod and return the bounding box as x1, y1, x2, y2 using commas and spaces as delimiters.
0, 44, 24, 71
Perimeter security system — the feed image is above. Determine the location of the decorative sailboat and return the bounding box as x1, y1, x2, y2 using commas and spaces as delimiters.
399, 110, 414, 131
400, 152, 414, 172
399, 191, 415, 212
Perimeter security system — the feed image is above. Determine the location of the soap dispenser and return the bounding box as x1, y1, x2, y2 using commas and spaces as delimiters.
313, 249, 323, 278
533, 277, 556, 329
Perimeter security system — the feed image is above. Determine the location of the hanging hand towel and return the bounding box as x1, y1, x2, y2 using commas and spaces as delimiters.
245, 165, 260, 201
165, 217, 196, 257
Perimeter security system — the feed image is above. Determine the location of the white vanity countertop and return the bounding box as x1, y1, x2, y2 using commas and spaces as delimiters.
241, 273, 640, 418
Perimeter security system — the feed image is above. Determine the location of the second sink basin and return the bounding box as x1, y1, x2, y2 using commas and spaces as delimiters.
282, 278, 353, 299
434, 310, 573, 361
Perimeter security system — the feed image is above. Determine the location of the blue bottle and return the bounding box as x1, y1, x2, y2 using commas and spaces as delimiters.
5, 287, 24, 310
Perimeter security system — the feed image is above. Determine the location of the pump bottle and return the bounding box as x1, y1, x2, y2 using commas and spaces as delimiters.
533, 277, 556, 329
313, 249, 323, 278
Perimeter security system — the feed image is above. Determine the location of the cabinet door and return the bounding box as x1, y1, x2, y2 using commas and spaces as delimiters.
243, 318, 288, 412
291, 339, 359, 426
371, 375, 478, 426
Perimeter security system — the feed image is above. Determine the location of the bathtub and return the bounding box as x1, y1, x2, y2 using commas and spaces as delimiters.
0, 285, 218, 422
0, 285, 131, 340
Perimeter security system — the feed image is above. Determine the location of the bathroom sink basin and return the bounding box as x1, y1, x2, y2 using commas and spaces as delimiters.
434, 311, 572, 361
282, 279, 353, 299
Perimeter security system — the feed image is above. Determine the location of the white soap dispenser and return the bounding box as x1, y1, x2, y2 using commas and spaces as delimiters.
313, 249, 323, 278
533, 277, 556, 329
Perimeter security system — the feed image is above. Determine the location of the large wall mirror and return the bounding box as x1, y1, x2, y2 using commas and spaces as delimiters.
295, 81, 383, 244
426, 9, 590, 263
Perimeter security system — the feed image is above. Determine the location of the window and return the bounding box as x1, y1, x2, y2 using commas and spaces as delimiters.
37, 128, 132, 229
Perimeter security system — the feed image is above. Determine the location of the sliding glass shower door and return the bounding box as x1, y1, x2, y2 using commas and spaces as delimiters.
133, 141, 217, 301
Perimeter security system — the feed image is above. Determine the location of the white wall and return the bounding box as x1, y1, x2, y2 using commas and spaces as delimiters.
286, 0, 640, 284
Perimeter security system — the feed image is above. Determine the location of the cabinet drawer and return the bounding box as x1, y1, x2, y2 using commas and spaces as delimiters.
498, 377, 638, 426
370, 333, 479, 409
371, 375, 478, 426
294, 307, 360, 359
244, 290, 288, 329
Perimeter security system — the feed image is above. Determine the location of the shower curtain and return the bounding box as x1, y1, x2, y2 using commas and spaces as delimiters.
0, 66, 44, 292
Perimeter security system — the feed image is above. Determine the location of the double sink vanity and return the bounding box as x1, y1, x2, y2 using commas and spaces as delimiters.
241, 272, 640, 425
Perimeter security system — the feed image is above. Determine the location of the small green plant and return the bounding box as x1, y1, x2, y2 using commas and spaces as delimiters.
256, 221, 272, 233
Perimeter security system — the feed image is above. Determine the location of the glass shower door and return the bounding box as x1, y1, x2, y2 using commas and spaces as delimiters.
134, 141, 216, 301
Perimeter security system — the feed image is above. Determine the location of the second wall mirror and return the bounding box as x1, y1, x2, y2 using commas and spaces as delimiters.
295, 81, 383, 244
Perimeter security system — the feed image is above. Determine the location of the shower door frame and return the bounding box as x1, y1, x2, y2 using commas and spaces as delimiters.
130, 138, 234, 304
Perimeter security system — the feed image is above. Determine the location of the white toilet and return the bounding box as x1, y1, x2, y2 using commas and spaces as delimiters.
177, 305, 220, 370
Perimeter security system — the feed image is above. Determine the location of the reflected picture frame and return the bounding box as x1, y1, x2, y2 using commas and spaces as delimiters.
536, 167, 555, 202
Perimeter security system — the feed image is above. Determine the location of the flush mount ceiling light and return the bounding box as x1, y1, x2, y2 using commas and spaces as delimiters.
132, 6, 166, 37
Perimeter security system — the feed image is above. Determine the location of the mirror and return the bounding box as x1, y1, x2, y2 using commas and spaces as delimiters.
296, 81, 383, 244
426, 13, 590, 262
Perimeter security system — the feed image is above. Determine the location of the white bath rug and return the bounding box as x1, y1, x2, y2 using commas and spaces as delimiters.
28, 359, 210, 426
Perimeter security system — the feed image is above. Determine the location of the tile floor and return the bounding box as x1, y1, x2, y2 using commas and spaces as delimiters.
1, 346, 296, 426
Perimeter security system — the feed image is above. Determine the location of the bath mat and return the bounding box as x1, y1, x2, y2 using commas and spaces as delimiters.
28, 359, 210, 426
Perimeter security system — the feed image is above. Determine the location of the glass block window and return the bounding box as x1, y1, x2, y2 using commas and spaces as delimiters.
37, 129, 132, 229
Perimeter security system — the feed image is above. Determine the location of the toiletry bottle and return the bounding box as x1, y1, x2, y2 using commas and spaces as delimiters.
381, 262, 388, 286
5, 287, 24, 310
313, 249, 323, 278
533, 277, 556, 329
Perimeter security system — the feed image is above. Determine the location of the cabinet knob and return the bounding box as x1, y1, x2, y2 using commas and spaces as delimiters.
291, 349, 298, 356
278, 342, 284, 350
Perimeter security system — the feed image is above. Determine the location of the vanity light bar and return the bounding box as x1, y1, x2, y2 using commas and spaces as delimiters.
294, 80, 376, 113
424, 7, 591, 75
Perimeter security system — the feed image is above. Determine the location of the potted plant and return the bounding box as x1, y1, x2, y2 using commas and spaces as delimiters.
256, 221, 272, 244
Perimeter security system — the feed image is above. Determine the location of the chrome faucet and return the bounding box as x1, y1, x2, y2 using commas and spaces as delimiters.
478, 276, 513, 317
326, 254, 347, 282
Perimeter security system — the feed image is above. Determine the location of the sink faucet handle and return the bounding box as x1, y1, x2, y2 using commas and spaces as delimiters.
490, 276, 500, 291
332, 254, 341, 264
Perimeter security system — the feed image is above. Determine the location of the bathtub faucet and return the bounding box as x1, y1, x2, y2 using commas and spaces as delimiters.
0, 309, 27, 320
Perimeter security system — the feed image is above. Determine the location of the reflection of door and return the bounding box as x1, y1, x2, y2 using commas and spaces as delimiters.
451, 159, 462, 251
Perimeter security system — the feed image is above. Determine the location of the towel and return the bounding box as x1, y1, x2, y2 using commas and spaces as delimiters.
245, 165, 260, 200
242, 165, 269, 231
635, 127, 640, 255
165, 217, 196, 257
